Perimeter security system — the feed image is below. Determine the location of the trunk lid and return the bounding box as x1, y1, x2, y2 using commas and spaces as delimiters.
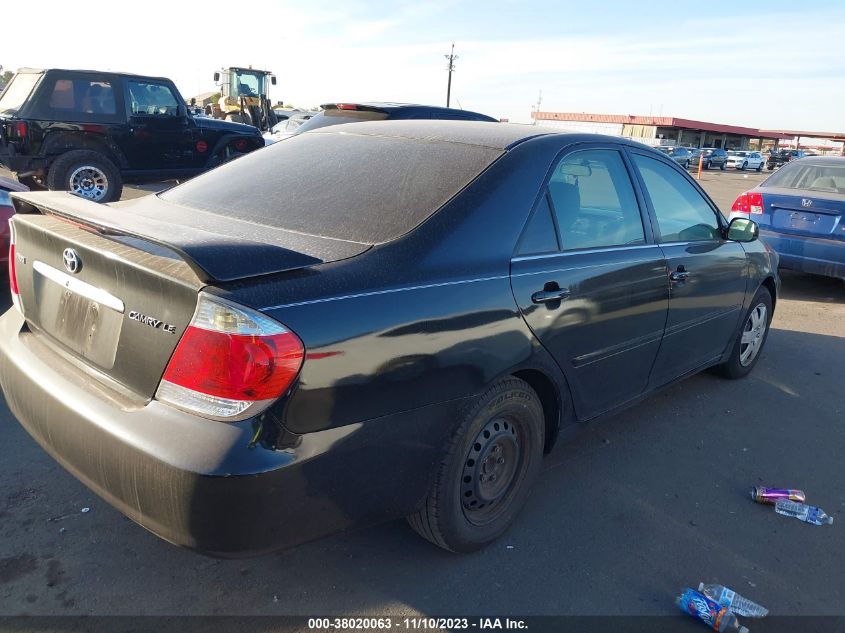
759, 187, 845, 241
9, 192, 369, 399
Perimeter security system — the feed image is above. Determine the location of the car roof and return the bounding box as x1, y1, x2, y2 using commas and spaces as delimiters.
15, 67, 174, 83
306, 119, 570, 150
319, 102, 498, 120
790, 156, 845, 165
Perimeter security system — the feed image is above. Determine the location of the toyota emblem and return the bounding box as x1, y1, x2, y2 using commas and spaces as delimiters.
62, 248, 81, 274
801, 198, 813, 208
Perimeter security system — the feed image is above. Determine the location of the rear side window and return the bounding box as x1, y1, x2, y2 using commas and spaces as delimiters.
0, 73, 41, 115
633, 154, 720, 242
161, 131, 502, 244
516, 195, 559, 255
48, 79, 116, 115
547, 149, 645, 251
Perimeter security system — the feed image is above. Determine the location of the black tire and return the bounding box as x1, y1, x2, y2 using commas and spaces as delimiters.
740, 161, 748, 171
15, 175, 46, 191
684, 160, 690, 169
704, 160, 711, 170
715, 287, 773, 379
756, 162, 764, 172
407, 377, 545, 552
720, 162, 727, 171
767, 165, 775, 171
46, 150, 123, 203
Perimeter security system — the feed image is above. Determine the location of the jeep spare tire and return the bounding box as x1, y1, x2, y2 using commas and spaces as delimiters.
46, 150, 123, 203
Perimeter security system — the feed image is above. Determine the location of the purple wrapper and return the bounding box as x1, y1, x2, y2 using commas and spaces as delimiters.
751, 486, 806, 504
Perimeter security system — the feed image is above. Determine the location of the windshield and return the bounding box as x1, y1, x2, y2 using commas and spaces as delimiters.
230, 70, 266, 97
763, 162, 845, 194
0, 72, 41, 115
160, 129, 502, 243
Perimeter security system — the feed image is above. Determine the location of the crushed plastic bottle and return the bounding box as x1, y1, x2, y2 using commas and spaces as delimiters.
750, 487, 805, 505
698, 583, 768, 618
774, 500, 833, 526
677, 588, 749, 633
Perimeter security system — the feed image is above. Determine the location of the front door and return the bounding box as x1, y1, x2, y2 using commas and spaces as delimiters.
118, 79, 195, 172
628, 151, 748, 387
510, 146, 669, 419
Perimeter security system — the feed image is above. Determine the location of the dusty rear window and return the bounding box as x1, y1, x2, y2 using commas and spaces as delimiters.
161, 130, 503, 244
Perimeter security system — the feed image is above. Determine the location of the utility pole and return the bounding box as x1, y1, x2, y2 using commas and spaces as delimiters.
532, 90, 543, 125
445, 43, 458, 108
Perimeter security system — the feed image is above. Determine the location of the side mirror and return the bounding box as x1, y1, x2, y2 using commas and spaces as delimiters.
271, 75, 277, 85
213, 72, 220, 83
727, 217, 759, 243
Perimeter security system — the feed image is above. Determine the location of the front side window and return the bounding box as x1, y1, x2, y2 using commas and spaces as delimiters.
633, 154, 721, 242
547, 149, 645, 251
128, 81, 179, 116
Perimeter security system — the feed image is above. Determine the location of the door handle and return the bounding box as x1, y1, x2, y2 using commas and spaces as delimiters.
531, 288, 571, 303
669, 267, 690, 282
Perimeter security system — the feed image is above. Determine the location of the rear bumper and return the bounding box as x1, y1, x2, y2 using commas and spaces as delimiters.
761, 230, 845, 280
0, 309, 462, 557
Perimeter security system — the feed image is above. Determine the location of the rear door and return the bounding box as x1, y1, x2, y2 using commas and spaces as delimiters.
510, 144, 669, 419
628, 150, 748, 387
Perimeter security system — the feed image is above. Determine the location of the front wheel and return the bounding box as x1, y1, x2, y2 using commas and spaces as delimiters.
407, 377, 545, 552
756, 162, 764, 172
741, 161, 748, 170
715, 287, 773, 379
684, 160, 690, 169
46, 150, 123, 203
720, 162, 727, 171
704, 160, 711, 170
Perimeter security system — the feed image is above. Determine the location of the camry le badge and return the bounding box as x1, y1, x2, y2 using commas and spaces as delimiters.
801, 198, 813, 208
62, 248, 81, 274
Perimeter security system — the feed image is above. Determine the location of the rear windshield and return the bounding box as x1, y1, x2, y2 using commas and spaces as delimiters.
0, 73, 41, 115
294, 108, 389, 134
764, 162, 845, 194
160, 129, 502, 243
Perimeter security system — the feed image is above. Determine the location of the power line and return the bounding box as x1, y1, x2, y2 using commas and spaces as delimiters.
444, 43, 458, 108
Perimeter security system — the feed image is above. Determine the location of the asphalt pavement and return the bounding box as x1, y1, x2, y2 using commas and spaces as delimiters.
0, 169, 843, 621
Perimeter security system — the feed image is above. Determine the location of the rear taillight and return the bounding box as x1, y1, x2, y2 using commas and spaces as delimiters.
335, 103, 359, 110
157, 294, 304, 421
9, 121, 27, 139
730, 191, 764, 215
8, 220, 21, 312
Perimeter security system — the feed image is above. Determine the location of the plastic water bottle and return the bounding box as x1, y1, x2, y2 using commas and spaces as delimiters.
698, 583, 768, 618
774, 500, 834, 526
677, 588, 749, 632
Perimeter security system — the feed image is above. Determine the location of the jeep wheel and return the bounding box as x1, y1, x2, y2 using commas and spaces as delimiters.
47, 150, 123, 203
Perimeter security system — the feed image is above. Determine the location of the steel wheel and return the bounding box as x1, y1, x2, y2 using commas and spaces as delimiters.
739, 303, 768, 366
69, 165, 109, 201
461, 416, 522, 526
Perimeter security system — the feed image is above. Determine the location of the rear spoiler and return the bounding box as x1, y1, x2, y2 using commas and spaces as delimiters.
10, 191, 370, 283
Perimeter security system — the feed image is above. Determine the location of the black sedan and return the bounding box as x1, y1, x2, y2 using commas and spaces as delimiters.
1, 121, 778, 557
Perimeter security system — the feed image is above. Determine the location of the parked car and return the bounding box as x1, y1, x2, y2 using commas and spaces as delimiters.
656, 146, 692, 168
726, 151, 765, 171
0, 68, 265, 202
286, 102, 498, 138
766, 149, 807, 171
263, 111, 317, 145
0, 176, 28, 276
690, 147, 728, 170
1, 122, 778, 556
729, 156, 845, 281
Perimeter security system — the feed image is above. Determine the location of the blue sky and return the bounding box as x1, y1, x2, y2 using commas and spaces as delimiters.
5, 0, 844, 130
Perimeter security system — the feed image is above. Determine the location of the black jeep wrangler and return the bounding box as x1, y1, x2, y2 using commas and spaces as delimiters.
0, 68, 264, 202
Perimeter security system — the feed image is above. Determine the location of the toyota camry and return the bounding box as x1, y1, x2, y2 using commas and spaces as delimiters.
0, 121, 778, 556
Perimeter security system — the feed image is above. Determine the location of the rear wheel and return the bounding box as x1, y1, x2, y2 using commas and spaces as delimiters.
46, 150, 123, 203
684, 160, 690, 169
715, 287, 773, 379
407, 377, 545, 552
704, 160, 711, 170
